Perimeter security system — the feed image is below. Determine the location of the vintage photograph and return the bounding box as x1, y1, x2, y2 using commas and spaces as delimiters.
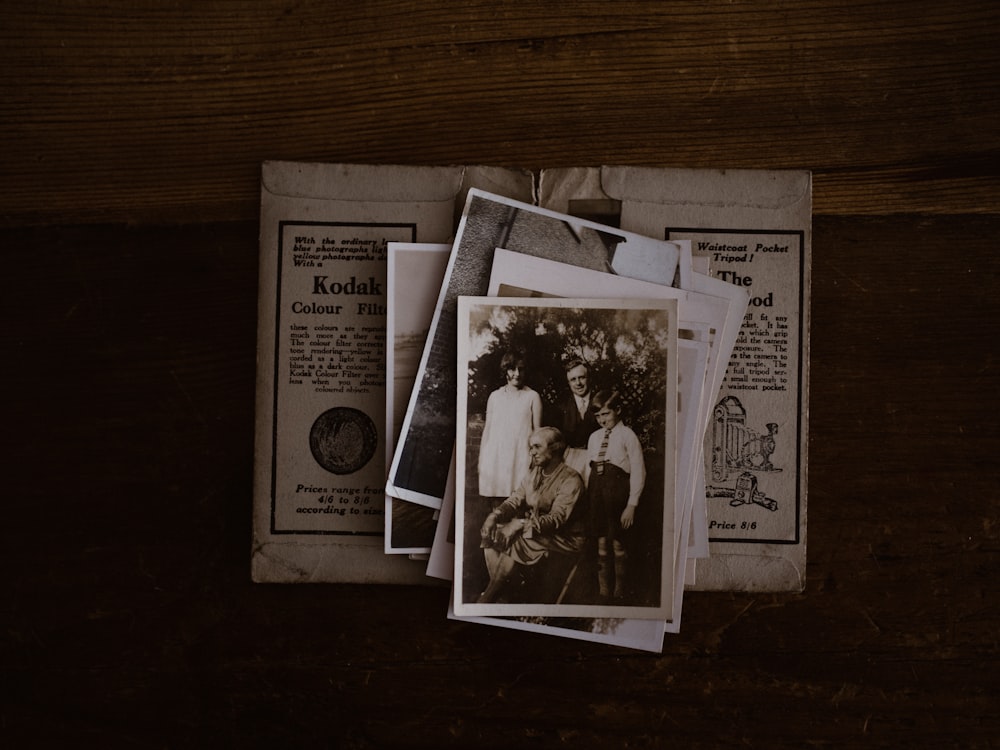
454, 296, 677, 620
388, 190, 682, 510
486, 248, 731, 565
384, 243, 451, 553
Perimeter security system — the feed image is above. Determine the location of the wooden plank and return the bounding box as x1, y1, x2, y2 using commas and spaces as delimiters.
2, 1, 999, 225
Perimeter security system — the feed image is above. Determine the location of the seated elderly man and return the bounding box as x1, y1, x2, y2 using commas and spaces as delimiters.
477, 426, 586, 604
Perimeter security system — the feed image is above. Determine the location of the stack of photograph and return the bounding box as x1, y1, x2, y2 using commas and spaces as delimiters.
383, 189, 750, 652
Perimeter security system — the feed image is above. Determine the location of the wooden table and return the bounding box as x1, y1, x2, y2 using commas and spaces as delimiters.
3, 2, 997, 746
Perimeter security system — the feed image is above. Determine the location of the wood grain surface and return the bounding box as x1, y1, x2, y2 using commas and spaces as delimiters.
3, 1, 999, 226
2, 2, 998, 747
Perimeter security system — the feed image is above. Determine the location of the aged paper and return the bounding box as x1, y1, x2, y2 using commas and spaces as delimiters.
539, 166, 811, 591
453, 296, 677, 621
485, 250, 721, 632
384, 243, 451, 554
388, 190, 682, 511
485, 249, 730, 567
252, 163, 532, 583
254, 162, 808, 593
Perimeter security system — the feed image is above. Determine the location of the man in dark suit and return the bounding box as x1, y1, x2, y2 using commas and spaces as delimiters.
553, 359, 600, 480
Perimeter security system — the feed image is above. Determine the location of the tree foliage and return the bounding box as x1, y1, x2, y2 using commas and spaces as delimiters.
466, 304, 669, 456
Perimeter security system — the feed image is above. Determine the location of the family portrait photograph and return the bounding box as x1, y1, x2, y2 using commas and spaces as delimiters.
454, 296, 677, 621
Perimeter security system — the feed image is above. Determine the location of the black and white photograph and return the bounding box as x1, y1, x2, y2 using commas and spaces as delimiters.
486, 248, 735, 564
384, 242, 451, 553
387, 190, 683, 510
454, 296, 677, 621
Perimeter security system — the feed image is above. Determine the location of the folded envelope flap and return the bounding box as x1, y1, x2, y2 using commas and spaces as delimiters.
262, 161, 469, 202
537, 165, 811, 595
253, 163, 534, 584
537, 166, 810, 217
599, 166, 812, 212
262, 162, 535, 206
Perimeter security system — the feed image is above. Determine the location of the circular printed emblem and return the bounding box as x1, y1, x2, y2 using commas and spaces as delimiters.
309, 407, 378, 475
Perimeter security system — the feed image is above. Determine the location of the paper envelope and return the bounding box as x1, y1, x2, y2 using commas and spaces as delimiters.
539, 166, 811, 592
252, 162, 533, 583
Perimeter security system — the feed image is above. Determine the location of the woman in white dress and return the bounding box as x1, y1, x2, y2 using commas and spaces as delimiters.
478, 350, 542, 506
